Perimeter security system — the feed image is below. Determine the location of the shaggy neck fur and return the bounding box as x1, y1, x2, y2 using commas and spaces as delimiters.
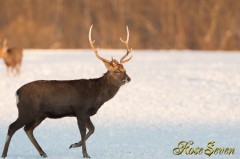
95, 71, 121, 103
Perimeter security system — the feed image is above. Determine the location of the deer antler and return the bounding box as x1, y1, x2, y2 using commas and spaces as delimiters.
120, 26, 132, 64
89, 25, 112, 64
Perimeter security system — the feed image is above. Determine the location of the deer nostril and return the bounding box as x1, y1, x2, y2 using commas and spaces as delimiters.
123, 77, 131, 84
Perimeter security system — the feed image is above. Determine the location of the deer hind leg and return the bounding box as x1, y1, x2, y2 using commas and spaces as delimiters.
69, 118, 95, 149
2, 117, 27, 158
24, 117, 47, 158
6, 66, 10, 76
77, 116, 90, 158
16, 64, 21, 76
9, 67, 14, 77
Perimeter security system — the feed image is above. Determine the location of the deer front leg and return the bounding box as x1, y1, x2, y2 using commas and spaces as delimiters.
6, 66, 9, 76
77, 116, 90, 158
16, 64, 21, 76
10, 67, 14, 77
69, 118, 95, 149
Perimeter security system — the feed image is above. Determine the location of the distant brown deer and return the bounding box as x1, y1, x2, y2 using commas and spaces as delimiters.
1, 25, 132, 158
0, 39, 23, 76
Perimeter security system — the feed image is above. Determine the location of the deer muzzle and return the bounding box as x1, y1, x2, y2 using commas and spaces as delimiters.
123, 76, 131, 84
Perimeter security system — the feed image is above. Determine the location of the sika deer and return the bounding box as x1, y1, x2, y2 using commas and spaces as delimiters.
1, 25, 132, 158
0, 39, 23, 76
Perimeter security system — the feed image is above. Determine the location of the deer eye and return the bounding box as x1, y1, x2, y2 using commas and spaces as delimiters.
114, 70, 121, 75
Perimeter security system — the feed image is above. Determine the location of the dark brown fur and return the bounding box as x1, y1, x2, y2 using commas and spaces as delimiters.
1, 63, 131, 158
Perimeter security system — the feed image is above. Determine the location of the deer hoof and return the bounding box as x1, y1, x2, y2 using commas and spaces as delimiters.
40, 152, 47, 158
83, 153, 91, 158
2, 154, 6, 159
69, 143, 82, 149
69, 144, 74, 149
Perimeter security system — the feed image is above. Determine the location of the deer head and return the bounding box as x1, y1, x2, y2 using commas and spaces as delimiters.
89, 25, 132, 86
0, 39, 8, 58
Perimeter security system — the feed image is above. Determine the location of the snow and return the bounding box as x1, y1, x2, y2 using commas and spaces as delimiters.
0, 50, 240, 158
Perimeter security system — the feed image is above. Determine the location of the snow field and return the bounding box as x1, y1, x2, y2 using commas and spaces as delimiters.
0, 50, 240, 158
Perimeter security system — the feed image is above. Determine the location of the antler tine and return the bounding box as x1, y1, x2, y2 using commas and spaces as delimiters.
120, 26, 132, 64
89, 25, 111, 63
120, 26, 129, 44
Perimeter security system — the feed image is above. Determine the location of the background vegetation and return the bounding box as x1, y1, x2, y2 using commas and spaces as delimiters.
0, 0, 239, 50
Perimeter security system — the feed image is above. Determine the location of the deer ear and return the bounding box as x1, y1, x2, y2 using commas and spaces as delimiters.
103, 61, 114, 71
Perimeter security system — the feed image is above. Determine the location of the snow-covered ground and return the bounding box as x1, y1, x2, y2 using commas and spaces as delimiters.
0, 50, 240, 159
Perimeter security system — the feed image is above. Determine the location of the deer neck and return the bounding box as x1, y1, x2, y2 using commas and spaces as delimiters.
97, 72, 121, 102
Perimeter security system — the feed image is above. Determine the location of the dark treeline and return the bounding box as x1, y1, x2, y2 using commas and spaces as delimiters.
0, 0, 239, 50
